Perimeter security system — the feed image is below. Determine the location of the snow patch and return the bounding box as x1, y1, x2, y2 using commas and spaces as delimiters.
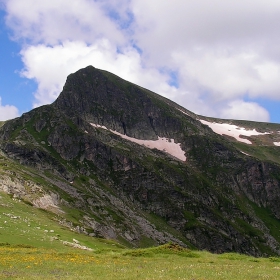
91, 124, 107, 130
90, 123, 186, 161
200, 120, 270, 145
273, 142, 280, 146
241, 151, 251, 156
177, 108, 190, 116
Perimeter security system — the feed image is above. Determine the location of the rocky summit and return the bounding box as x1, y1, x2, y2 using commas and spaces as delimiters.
1, 65, 280, 256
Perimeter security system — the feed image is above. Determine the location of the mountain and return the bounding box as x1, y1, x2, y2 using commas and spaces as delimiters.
1, 65, 280, 256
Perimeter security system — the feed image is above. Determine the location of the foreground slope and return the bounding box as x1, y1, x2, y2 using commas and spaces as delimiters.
1, 66, 280, 256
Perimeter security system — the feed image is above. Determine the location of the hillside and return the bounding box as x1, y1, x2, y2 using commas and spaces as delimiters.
1, 65, 280, 256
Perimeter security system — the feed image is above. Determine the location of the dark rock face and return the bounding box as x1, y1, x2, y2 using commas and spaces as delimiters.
1, 65, 280, 256
54, 66, 202, 141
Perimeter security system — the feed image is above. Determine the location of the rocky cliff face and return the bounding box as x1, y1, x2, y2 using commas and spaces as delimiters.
54, 66, 204, 141
1, 66, 280, 256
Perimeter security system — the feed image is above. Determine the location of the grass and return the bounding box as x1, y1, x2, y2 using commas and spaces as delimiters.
0, 192, 118, 250
1, 188, 280, 279
1, 244, 280, 279
232, 141, 280, 165
251, 202, 280, 245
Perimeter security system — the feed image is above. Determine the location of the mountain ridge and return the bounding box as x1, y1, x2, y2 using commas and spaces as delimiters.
1, 65, 280, 256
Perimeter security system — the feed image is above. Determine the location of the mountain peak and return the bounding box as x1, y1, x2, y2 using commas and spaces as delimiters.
54, 65, 200, 141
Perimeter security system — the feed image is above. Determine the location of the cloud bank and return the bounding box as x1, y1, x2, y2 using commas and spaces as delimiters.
0, 97, 19, 121
4, 0, 280, 122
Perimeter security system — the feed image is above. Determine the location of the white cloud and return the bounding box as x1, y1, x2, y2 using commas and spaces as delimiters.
131, 0, 280, 59
4, 0, 125, 45
22, 40, 269, 123
220, 99, 269, 122
173, 49, 280, 101
20, 40, 181, 108
4, 0, 280, 122
0, 97, 19, 121
130, 0, 280, 100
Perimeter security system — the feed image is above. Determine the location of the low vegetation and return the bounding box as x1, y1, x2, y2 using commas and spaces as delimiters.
1, 192, 280, 279
1, 242, 280, 279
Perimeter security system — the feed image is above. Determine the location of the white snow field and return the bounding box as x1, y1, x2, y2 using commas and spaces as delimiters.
199, 120, 270, 144
90, 123, 186, 161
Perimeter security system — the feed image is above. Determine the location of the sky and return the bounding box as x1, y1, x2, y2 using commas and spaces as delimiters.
0, 0, 280, 123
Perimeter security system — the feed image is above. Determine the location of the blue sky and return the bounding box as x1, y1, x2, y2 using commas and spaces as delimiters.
0, 12, 35, 111
0, 0, 280, 123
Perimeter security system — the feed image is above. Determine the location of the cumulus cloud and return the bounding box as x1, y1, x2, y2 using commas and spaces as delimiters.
20, 40, 181, 107
131, 0, 280, 60
220, 99, 270, 122
0, 97, 19, 121
4, 0, 125, 45
4, 0, 280, 122
173, 50, 280, 101
131, 0, 280, 98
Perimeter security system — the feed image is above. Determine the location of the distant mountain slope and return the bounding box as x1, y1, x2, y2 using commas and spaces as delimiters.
1, 66, 280, 256
198, 116, 280, 165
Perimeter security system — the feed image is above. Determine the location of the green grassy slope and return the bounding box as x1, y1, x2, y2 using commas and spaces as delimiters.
0, 192, 120, 251
0, 190, 280, 280
1, 189, 280, 279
